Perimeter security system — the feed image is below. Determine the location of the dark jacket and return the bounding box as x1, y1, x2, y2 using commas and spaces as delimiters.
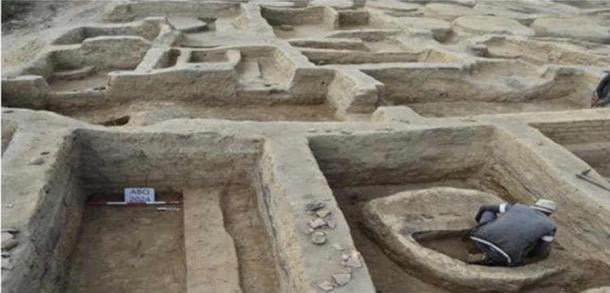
593, 74, 610, 107
471, 203, 556, 266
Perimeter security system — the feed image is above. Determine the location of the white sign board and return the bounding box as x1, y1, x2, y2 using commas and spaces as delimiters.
124, 188, 155, 203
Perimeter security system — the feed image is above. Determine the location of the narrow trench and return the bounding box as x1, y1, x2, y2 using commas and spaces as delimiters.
220, 184, 280, 293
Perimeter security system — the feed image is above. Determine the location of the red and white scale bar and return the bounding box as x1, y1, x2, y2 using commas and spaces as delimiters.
87, 201, 182, 206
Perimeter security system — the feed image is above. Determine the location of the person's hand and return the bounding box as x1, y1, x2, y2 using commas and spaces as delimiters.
591, 93, 600, 107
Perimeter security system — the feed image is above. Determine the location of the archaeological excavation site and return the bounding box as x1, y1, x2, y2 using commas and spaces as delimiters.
1, 0, 610, 292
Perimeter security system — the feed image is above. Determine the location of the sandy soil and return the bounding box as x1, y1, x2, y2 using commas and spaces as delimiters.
65, 193, 186, 293
221, 185, 280, 293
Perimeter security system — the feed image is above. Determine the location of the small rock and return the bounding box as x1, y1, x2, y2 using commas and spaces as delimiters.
1, 251, 10, 258
332, 272, 351, 287
29, 158, 45, 165
326, 217, 337, 229
332, 243, 344, 251
316, 280, 335, 292
306, 202, 325, 213
316, 208, 332, 218
344, 250, 363, 268
309, 218, 327, 229
340, 130, 352, 135
279, 24, 294, 31
311, 231, 327, 245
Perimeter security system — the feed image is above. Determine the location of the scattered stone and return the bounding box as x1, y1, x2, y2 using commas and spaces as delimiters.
306, 201, 325, 213
311, 231, 327, 245
279, 24, 294, 31
332, 272, 351, 287
344, 250, 363, 268
326, 217, 337, 229
316, 280, 335, 292
29, 158, 45, 165
316, 208, 332, 218
309, 217, 327, 229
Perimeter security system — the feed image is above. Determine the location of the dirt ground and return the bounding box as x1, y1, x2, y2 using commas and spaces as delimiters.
64, 197, 186, 293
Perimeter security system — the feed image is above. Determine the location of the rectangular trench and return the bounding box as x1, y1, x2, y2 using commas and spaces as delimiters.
307, 126, 610, 293
59, 130, 281, 293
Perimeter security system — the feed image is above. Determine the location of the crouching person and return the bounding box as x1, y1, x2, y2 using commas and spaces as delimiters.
592, 73, 609, 108
467, 199, 557, 267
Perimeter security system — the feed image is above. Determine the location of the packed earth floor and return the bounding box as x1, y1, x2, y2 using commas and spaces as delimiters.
1, 0, 610, 292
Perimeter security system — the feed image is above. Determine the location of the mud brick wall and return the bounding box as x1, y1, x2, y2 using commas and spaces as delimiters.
532, 119, 610, 176
75, 130, 264, 194
103, 2, 240, 22
308, 125, 494, 187
532, 120, 610, 145
3, 132, 85, 293
261, 6, 326, 25
338, 10, 369, 26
